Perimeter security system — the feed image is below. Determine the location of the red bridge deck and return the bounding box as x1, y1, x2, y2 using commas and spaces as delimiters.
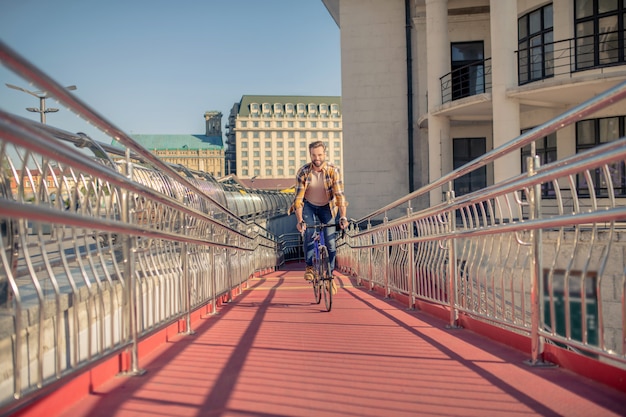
25, 263, 626, 417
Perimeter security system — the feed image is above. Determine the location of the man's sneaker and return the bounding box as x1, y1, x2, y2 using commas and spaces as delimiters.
304, 266, 315, 281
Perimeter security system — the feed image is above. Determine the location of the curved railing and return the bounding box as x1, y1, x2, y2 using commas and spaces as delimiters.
0, 40, 287, 413
337, 80, 626, 371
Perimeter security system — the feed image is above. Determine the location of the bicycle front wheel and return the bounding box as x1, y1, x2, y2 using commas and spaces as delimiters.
314, 275, 322, 304
320, 247, 332, 311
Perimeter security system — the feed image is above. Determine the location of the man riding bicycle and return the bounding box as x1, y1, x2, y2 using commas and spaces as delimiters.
290, 141, 349, 286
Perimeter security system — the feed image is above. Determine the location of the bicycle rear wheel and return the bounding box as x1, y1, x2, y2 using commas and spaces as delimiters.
320, 247, 332, 311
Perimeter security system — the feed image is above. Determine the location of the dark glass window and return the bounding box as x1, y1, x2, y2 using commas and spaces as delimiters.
518, 4, 554, 84
575, 116, 626, 197
575, 0, 626, 69
453, 138, 487, 196
450, 42, 485, 100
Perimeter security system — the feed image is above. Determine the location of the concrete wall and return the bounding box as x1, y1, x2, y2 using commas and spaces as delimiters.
339, 0, 412, 220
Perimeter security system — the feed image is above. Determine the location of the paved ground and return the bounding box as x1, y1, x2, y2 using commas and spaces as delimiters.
58, 263, 626, 417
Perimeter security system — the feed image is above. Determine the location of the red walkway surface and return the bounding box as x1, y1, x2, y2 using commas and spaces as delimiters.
55, 263, 625, 417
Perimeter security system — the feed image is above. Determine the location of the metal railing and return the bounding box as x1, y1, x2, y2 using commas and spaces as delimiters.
517, 31, 626, 86
336, 80, 626, 369
440, 58, 492, 104
0, 40, 285, 413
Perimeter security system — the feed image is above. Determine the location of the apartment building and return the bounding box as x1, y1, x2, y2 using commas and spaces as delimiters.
225, 95, 343, 184
323, 0, 626, 220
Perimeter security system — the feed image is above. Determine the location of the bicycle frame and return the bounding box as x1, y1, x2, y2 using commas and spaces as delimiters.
304, 222, 336, 311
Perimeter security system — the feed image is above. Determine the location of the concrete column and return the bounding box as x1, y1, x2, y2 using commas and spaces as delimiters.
425, 0, 450, 204
490, 0, 521, 184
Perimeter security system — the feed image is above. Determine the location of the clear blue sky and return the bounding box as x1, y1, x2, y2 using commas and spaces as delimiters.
0, 0, 340, 142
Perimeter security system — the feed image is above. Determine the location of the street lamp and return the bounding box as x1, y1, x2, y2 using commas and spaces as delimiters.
5, 83, 77, 124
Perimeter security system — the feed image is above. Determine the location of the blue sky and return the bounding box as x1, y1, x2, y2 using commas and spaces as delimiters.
0, 0, 340, 142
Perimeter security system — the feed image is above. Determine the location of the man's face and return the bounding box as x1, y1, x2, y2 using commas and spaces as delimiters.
310, 146, 325, 169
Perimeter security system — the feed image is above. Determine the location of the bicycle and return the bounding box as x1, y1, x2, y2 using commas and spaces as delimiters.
302, 222, 338, 312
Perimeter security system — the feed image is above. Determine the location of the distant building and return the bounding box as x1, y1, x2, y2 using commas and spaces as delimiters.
132, 111, 225, 177
225, 95, 343, 182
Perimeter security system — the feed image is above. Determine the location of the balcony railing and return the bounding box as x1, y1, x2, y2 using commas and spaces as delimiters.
517, 32, 624, 85
440, 58, 492, 105
440, 32, 625, 105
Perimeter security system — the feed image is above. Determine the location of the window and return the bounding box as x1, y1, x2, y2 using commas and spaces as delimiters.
265, 151, 272, 157
576, 116, 626, 196
518, 4, 554, 84
250, 103, 260, 116
453, 138, 487, 196
253, 132, 259, 138
242, 151, 248, 157
521, 131, 557, 198
277, 131, 283, 138
240, 121, 247, 128
253, 141, 260, 148
241, 141, 248, 148
265, 121, 271, 128
241, 131, 248, 138
253, 121, 259, 128
451, 41, 485, 99
265, 132, 271, 139
299, 132, 307, 138
253, 151, 260, 157
575, 0, 625, 69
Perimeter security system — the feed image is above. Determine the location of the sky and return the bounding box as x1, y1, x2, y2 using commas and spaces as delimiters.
0, 0, 341, 143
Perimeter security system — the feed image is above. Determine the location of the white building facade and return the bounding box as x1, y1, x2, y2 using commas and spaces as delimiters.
226, 95, 343, 183
323, 0, 626, 220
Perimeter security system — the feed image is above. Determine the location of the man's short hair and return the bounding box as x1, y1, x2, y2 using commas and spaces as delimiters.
309, 140, 326, 151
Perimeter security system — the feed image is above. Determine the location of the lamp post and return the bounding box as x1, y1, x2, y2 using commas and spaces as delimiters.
5, 83, 77, 124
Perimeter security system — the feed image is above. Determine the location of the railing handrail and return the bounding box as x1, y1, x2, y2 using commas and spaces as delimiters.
0, 40, 244, 224
355, 79, 626, 225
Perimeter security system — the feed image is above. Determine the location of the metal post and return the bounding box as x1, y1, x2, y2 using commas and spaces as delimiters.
181, 212, 194, 335
407, 206, 415, 310
383, 216, 390, 298
121, 149, 145, 375
446, 187, 461, 328
525, 155, 552, 367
